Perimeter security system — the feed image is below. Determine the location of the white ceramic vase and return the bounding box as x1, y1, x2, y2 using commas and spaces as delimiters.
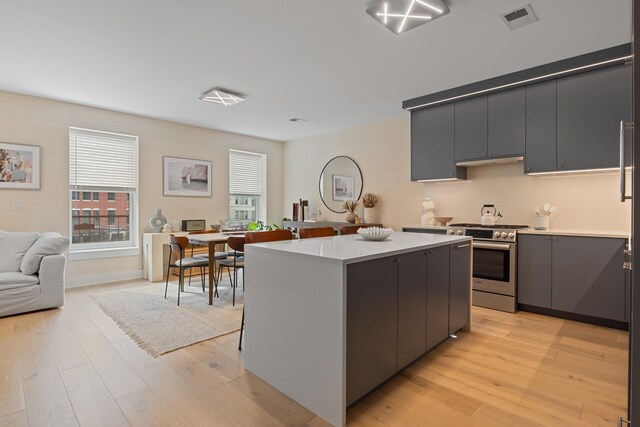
364, 207, 375, 224
421, 198, 436, 226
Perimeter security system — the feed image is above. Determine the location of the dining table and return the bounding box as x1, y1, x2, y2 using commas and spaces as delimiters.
188, 232, 245, 305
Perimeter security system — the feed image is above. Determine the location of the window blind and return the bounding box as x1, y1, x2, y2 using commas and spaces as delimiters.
69, 127, 138, 191
229, 149, 262, 195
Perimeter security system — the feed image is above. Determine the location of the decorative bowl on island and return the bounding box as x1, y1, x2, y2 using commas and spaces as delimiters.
357, 227, 393, 241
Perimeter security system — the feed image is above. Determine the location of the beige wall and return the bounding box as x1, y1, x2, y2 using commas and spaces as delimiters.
284, 115, 631, 234
0, 91, 283, 285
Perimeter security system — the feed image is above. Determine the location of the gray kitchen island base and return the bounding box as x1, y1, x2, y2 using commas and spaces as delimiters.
243, 233, 472, 426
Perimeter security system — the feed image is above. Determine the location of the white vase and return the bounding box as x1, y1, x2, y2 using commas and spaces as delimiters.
534, 216, 550, 230
421, 198, 436, 226
364, 207, 375, 224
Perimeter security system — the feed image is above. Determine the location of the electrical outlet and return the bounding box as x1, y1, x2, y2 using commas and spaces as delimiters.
11, 200, 20, 210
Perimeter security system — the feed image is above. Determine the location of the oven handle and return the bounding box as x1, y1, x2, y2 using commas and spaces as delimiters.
473, 242, 512, 250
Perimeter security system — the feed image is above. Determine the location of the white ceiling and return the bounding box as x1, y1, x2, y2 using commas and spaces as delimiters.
0, 0, 631, 142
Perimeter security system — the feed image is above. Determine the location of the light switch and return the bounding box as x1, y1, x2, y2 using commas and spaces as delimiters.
11, 200, 20, 210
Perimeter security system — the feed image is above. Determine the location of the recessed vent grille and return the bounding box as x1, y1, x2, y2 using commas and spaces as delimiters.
500, 4, 538, 30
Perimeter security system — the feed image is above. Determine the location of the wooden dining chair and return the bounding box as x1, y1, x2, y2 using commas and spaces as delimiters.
188, 230, 228, 294
299, 227, 335, 239
338, 225, 367, 235
165, 235, 210, 306
217, 236, 245, 306
239, 229, 293, 350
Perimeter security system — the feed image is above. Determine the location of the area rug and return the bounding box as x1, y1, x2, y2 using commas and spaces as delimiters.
90, 278, 243, 357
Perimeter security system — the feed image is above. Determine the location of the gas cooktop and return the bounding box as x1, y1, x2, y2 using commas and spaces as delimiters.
448, 223, 529, 229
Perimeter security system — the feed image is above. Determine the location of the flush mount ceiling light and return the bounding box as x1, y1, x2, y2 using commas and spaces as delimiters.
199, 88, 245, 106
366, 0, 449, 35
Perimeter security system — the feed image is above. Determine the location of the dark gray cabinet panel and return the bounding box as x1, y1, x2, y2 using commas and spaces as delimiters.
411, 104, 462, 180
525, 81, 557, 173
455, 96, 488, 161
397, 251, 427, 369
517, 235, 552, 308
557, 64, 632, 171
449, 242, 471, 334
346, 256, 398, 405
551, 236, 626, 321
488, 88, 525, 157
426, 245, 450, 351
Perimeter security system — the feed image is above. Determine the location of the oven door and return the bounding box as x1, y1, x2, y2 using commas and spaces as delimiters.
472, 241, 516, 296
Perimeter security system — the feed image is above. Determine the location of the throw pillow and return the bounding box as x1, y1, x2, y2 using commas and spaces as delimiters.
21, 234, 70, 275
0, 232, 40, 272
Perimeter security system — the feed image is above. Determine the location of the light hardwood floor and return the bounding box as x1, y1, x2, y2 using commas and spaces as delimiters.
0, 280, 628, 426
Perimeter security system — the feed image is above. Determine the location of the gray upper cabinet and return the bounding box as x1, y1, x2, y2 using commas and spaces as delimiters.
397, 251, 427, 369
525, 81, 557, 173
411, 104, 465, 181
455, 96, 488, 161
449, 242, 471, 334
551, 236, 626, 321
556, 64, 632, 171
517, 235, 552, 308
488, 88, 525, 157
426, 245, 450, 351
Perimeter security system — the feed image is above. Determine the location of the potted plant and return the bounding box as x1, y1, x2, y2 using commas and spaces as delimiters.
342, 200, 359, 223
362, 193, 379, 224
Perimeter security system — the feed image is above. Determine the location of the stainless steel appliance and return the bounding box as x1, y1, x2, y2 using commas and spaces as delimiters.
447, 223, 528, 313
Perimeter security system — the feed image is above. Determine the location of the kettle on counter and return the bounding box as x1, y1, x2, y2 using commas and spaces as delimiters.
480, 204, 502, 225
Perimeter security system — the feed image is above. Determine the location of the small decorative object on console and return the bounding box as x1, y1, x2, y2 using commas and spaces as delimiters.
342, 200, 359, 223
362, 193, 379, 224
162, 223, 172, 233
148, 209, 167, 232
357, 227, 393, 241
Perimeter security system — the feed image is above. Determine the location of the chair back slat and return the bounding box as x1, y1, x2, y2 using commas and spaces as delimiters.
168, 235, 189, 256
338, 225, 366, 235
245, 229, 293, 244
227, 236, 246, 252
299, 227, 335, 239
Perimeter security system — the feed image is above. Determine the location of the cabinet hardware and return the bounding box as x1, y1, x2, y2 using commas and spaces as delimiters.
454, 243, 470, 249
546, 237, 551, 240
620, 121, 633, 202
624, 249, 632, 256
558, 164, 564, 169
623, 262, 632, 271
488, 153, 492, 156
617, 416, 630, 427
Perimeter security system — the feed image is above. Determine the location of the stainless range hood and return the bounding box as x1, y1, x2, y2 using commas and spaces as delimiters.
456, 156, 524, 167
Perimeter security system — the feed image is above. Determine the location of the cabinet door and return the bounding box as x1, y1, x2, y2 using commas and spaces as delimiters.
397, 251, 427, 369
346, 256, 398, 405
517, 235, 552, 308
411, 104, 458, 180
525, 81, 557, 173
488, 88, 525, 157
426, 245, 450, 351
455, 96, 488, 161
557, 64, 632, 171
449, 242, 471, 334
552, 236, 626, 321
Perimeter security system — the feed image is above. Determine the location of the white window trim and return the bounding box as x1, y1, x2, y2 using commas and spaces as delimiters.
228, 149, 267, 223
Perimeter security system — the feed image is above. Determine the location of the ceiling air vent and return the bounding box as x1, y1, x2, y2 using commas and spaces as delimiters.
500, 4, 538, 30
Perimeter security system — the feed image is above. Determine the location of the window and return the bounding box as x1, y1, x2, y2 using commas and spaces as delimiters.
69, 127, 138, 253
228, 149, 266, 226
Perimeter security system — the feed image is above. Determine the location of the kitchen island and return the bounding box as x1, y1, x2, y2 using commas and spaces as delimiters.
243, 232, 472, 427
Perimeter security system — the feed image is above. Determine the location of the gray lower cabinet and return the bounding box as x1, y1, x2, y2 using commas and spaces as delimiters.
449, 242, 471, 334
525, 81, 557, 173
346, 256, 398, 406
397, 251, 427, 369
488, 88, 525, 158
517, 234, 627, 323
455, 96, 488, 161
552, 236, 626, 321
411, 104, 465, 181
518, 235, 552, 308
556, 64, 632, 171
426, 245, 450, 351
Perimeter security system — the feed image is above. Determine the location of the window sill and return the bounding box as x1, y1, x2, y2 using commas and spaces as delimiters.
69, 246, 140, 261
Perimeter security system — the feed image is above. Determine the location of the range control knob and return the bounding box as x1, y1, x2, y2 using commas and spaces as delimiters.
494, 231, 501, 238
447, 229, 454, 235
456, 230, 463, 236
501, 232, 508, 238
507, 232, 515, 239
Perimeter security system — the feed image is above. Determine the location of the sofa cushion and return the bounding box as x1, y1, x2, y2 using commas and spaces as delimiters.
0, 271, 39, 291
21, 233, 70, 275
0, 231, 39, 272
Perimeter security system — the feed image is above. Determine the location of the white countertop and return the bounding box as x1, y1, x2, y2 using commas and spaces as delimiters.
245, 232, 471, 265
519, 228, 630, 239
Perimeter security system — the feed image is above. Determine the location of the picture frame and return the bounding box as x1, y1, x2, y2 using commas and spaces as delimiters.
163, 156, 212, 197
0, 142, 40, 190
332, 174, 355, 201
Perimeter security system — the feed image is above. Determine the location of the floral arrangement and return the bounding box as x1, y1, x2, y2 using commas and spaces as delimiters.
362, 193, 379, 208
342, 200, 359, 213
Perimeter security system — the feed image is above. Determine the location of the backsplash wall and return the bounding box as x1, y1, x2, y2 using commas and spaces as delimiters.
285, 115, 631, 234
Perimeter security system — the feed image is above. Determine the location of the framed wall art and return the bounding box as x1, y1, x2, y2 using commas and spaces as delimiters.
0, 143, 40, 190
163, 156, 212, 197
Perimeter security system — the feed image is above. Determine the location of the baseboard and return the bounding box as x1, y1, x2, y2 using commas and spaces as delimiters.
65, 269, 144, 288
518, 304, 629, 331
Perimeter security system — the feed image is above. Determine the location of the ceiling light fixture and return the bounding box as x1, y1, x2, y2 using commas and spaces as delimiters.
366, 0, 449, 35
199, 88, 245, 106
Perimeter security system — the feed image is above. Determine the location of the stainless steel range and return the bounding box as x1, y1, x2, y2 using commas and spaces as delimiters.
447, 223, 529, 313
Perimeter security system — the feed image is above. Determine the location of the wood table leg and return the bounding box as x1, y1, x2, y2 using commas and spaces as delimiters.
208, 241, 215, 305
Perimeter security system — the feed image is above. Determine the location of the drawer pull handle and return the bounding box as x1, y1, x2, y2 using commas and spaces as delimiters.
454, 243, 470, 249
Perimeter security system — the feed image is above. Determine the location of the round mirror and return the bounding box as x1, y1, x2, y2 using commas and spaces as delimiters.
318, 156, 363, 213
